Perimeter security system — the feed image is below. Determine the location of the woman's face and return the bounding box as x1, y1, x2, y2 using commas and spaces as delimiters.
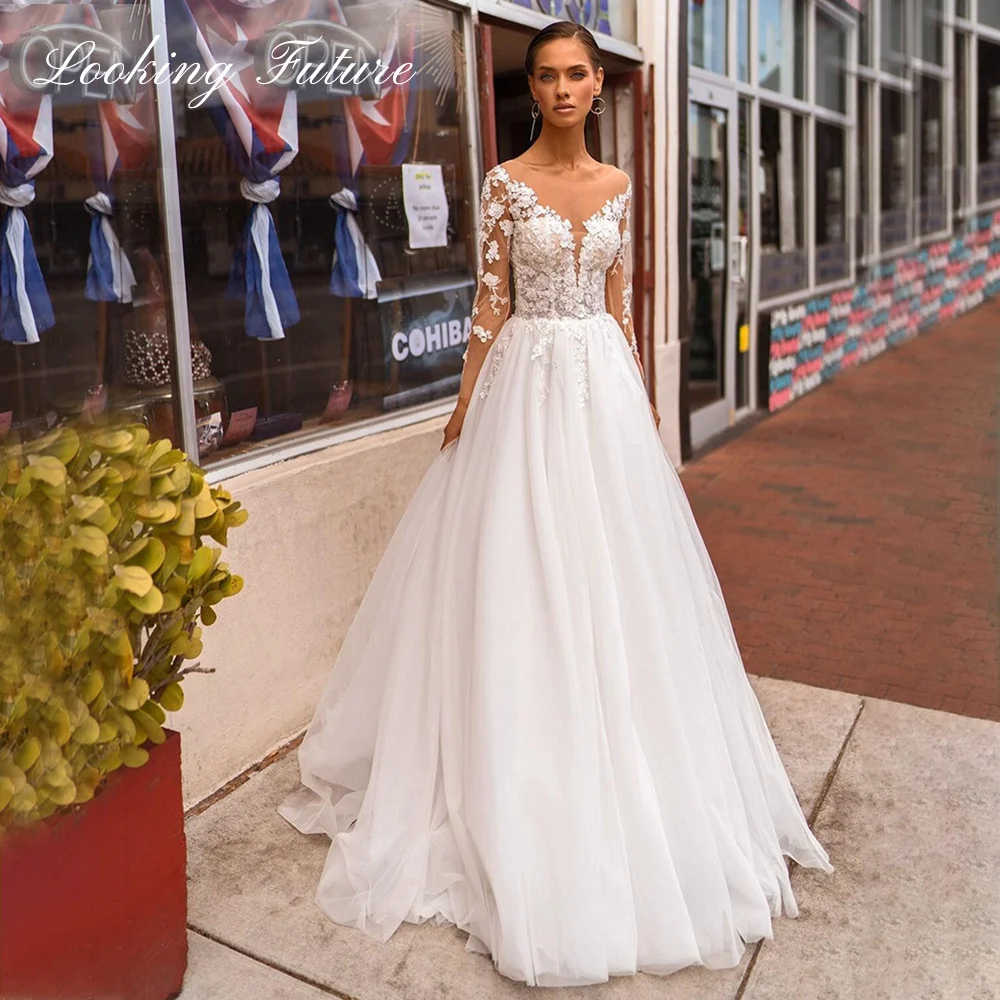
529, 38, 603, 132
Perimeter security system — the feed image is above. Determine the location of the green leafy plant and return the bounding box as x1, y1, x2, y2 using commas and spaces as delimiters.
0, 423, 247, 832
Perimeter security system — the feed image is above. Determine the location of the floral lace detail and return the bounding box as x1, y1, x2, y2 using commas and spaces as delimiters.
530, 327, 555, 405
470, 164, 634, 406
569, 327, 590, 405
479, 327, 514, 400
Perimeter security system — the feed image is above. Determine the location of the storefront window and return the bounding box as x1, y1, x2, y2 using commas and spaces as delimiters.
916, 76, 945, 235
859, 8, 871, 67
738, 0, 750, 82
758, 105, 807, 300
980, 1, 1000, 31
921, 0, 943, 66
954, 33, 968, 225
163, 0, 472, 465
690, 0, 727, 76
0, 2, 184, 449
857, 81, 871, 262
759, 0, 804, 98
816, 123, 848, 285
880, 87, 911, 250
956, 0, 969, 20
978, 38, 1000, 203
815, 10, 847, 114
882, 0, 908, 78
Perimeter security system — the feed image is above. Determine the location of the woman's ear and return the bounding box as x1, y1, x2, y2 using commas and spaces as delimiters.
593, 66, 605, 96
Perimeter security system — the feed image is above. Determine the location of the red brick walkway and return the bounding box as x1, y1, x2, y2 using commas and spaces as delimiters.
683, 300, 1000, 722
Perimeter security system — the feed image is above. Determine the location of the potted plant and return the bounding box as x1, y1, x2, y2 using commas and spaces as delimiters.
0, 422, 247, 1000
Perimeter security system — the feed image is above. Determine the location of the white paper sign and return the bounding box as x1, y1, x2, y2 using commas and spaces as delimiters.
402, 164, 449, 249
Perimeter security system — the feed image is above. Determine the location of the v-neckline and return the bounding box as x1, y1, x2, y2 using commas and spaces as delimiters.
497, 166, 631, 278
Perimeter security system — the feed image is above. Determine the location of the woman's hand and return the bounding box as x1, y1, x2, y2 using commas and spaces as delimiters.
441, 402, 467, 450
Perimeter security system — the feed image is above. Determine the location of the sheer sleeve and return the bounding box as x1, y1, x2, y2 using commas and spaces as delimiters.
606, 182, 642, 375
455, 165, 513, 408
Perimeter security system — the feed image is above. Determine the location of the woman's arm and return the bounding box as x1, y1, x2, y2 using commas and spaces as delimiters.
442, 166, 514, 449
606, 180, 659, 428
605, 179, 643, 379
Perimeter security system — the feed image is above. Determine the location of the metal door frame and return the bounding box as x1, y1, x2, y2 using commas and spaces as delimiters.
687, 77, 740, 450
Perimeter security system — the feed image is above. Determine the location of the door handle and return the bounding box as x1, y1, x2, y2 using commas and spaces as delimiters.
732, 235, 748, 284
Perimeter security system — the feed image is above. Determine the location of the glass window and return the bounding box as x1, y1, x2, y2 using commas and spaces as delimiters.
0, 2, 186, 449
980, 1, 1000, 31
880, 87, 911, 250
956, 0, 969, 20
759, 0, 805, 99
163, 0, 473, 465
954, 33, 968, 224
738, 0, 750, 82
882, 0, 908, 77
758, 105, 807, 300
916, 76, 945, 235
978, 39, 1000, 203
816, 123, 848, 284
816, 10, 847, 114
857, 81, 871, 263
921, 0, 943, 66
859, 9, 871, 67
690, 0, 727, 76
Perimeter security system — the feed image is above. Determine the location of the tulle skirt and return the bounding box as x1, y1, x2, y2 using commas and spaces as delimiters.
278, 311, 833, 987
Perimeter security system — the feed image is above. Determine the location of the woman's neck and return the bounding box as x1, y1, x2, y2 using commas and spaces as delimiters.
521, 123, 596, 173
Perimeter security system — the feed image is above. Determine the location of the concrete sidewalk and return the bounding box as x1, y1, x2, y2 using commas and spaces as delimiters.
177, 677, 1000, 1000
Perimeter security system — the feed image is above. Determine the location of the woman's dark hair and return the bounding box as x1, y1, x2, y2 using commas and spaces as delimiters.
524, 20, 603, 77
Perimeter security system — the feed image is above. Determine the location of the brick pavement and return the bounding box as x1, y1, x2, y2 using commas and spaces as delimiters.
683, 300, 1000, 722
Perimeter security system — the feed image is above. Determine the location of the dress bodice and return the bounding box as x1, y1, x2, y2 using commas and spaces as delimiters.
459, 161, 639, 407
493, 169, 631, 320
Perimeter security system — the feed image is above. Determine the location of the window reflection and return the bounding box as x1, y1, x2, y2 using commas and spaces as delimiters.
816, 122, 847, 284
758, 0, 804, 99
815, 11, 846, 115
0, 1, 180, 448
978, 38, 1000, 203
759, 104, 806, 300
689, 0, 727, 76
916, 76, 944, 236
881, 0, 908, 78
164, 0, 472, 462
880, 87, 910, 250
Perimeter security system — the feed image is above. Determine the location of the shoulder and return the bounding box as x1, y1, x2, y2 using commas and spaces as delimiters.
605, 165, 632, 199
485, 161, 517, 185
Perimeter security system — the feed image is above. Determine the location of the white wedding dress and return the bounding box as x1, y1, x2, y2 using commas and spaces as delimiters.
279, 162, 833, 987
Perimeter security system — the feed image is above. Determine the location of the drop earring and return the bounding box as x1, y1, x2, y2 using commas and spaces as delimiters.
591, 96, 607, 116
529, 100, 540, 143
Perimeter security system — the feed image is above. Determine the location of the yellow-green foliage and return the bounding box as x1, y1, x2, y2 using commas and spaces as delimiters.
0, 424, 247, 832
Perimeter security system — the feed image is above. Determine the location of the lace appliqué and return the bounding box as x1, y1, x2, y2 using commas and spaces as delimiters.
530, 328, 554, 405
471, 166, 633, 408
479, 328, 514, 400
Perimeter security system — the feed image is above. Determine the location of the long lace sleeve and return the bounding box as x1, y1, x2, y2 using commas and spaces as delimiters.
606, 182, 642, 375
456, 166, 513, 408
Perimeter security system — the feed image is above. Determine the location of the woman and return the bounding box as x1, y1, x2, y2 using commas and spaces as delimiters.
279, 20, 833, 988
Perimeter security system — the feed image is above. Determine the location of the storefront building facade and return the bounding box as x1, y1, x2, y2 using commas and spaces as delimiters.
0, 0, 660, 803
675, 0, 1000, 458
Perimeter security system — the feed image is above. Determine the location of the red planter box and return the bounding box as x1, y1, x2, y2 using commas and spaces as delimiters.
1, 730, 188, 1000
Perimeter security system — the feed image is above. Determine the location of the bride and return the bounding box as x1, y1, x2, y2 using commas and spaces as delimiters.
279, 19, 833, 988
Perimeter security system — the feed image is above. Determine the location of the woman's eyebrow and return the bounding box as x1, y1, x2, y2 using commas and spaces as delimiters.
535, 63, 589, 72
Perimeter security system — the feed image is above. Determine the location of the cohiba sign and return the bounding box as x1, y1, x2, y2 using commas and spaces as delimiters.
8, 19, 410, 107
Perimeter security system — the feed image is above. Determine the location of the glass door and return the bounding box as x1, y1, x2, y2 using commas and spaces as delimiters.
688, 79, 742, 447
